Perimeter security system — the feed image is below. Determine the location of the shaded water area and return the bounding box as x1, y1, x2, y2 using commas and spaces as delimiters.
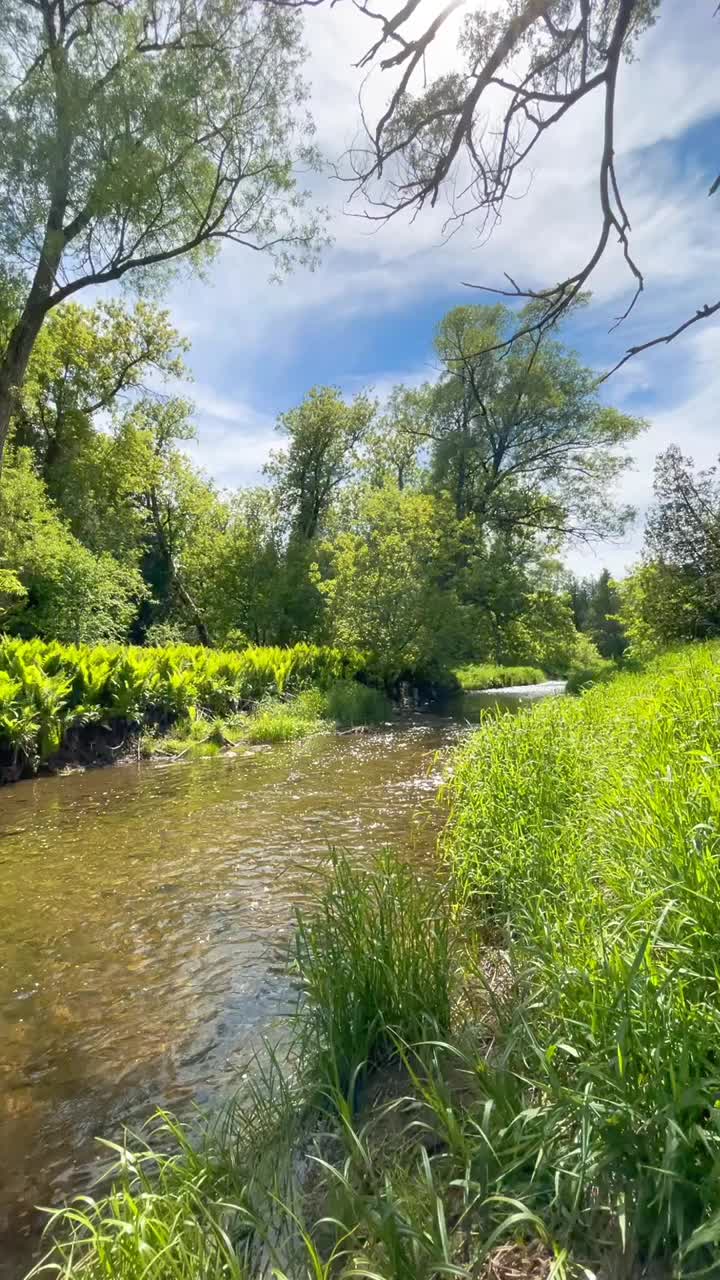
0, 685, 563, 1277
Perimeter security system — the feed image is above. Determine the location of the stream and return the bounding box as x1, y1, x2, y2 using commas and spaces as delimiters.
0, 684, 564, 1277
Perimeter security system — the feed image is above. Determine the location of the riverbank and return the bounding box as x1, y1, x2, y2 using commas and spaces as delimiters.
30, 643, 720, 1278
452, 661, 547, 690
0, 638, 384, 782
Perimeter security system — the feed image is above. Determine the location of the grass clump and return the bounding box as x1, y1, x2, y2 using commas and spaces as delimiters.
242, 698, 327, 744
293, 851, 452, 1101
323, 679, 390, 727
453, 661, 546, 690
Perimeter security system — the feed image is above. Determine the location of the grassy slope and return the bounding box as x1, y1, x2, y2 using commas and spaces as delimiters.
453, 661, 547, 690
31, 645, 720, 1278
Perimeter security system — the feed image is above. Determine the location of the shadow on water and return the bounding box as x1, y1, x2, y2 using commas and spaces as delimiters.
0, 689, 563, 1277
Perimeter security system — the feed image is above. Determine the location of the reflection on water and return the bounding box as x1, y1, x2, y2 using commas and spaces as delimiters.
0, 685, 564, 1277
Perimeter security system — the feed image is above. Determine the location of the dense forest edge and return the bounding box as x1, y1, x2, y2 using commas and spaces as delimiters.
29, 643, 720, 1279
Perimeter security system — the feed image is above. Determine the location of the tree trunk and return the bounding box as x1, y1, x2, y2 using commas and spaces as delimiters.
173, 575, 211, 648
0, 6, 74, 474
0, 304, 51, 473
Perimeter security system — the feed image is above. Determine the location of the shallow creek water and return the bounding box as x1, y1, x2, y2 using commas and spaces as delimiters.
0, 685, 563, 1277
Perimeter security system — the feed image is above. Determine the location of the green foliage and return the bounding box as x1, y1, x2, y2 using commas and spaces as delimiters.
567, 567, 627, 659
0, 448, 146, 643
0, 566, 26, 619
428, 302, 645, 539
618, 561, 709, 660
266, 387, 376, 541
442, 644, 720, 1268
0, 0, 324, 462
142, 678, 391, 756
0, 637, 364, 773
453, 662, 546, 690
616, 448, 720, 660
293, 852, 453, 1102
31, 1111, 249, 1280
317, 485, 462, 677
495, 589, 597, 674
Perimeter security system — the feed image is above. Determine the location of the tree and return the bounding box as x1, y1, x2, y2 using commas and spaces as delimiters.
266, 386, 376, 540
616, 561, 707, 659
181, 487, 300, 645
291, 0, 716, 371
361, 386, 425, 491
130, 399, 220, 646
645, 446, 720, 589
0, 0, 323, 467
0, 447, 145, 642
618, 446, 720, 654
586, 568, 626, 659
421, 303, 644, 539
11, 299, 188, 480
316, 484, 463, 673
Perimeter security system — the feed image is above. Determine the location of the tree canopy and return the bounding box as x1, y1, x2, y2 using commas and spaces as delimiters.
0, 0, 324, 466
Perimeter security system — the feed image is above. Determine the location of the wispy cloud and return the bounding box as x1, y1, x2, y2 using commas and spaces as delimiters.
155, 0, 720, 578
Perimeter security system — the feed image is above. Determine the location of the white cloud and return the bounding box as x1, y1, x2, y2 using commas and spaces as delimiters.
155, 0, 720, 580
567, 321, 720, 578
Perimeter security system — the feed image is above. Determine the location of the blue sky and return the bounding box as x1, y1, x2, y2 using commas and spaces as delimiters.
160, 0, 720, 577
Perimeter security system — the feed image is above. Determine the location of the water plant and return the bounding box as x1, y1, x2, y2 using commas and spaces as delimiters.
0, 638, 366, 775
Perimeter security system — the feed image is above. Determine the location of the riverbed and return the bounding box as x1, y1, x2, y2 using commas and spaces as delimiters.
0, 686, 562, 1277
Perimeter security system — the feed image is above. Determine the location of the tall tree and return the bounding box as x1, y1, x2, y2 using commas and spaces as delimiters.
317, 484, 463, 673
645, 446, 720, 585
266, 386, 375, 540
0, 0, 323, 468
421, 303, 644, 539
586, 568, 625, 659
362, 386, 425, 491
130, 399, 219, 646
618, 447, 720, 655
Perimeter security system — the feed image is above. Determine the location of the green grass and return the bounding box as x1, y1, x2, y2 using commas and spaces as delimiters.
32, 646, 720, 1278
440, 642, 720, 1271
452, 661, 547, 690
292, 851, 452, 1102
141, 680, 392, 756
